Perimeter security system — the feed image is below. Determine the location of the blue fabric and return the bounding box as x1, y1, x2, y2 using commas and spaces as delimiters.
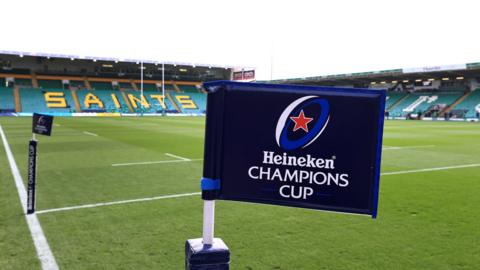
201, 177, 220, 191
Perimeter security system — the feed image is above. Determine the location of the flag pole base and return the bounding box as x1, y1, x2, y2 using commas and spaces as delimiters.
185, 238, 230, 270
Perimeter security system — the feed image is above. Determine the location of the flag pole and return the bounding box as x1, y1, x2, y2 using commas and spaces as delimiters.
202, 200, 215, 245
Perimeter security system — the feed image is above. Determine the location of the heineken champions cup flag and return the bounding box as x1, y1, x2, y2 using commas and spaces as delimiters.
32, 113, 54, 136
27, 113, 54, 214
201, 81, 386, 218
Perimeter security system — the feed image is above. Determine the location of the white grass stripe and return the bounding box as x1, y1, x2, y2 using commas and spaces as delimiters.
36, 192, 201, 215
382, 163, 480, 176
383, 145, 435, 150
0, 125, 59, 270
83, 131, 98, 137
165, 152, 190, 161
112, 158, 203, 167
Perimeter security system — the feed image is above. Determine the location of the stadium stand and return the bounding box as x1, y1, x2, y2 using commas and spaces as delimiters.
19, 88, 75, 114
178, 85, 200, 93
386, 92, 408, 110
125, 90, 177, 113
139, 83, 158, 91
76, 89, 131, 113
0, 87, 15, 111
38, 79, 63, 89
452, 88, 480, 118
171, 92, 206, 114
164, 83, 176, 92
389, 92, 463, 117
119, 82, 134, 90
70, 80, 86, 89
90, 81, 113, 90
15, 78, 32, 87
2, 52, 480, 119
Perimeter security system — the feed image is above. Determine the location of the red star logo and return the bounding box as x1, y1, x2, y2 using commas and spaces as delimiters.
290, 110, 313, 132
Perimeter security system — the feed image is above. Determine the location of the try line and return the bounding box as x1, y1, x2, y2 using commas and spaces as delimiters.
382, 145, 435, 150
381, 163, 480, 175
112, 153, 202, 166
36, 192, 201, 215
0, 125, 59, 270
83, 131, 98, 137
112, 158, 203, 167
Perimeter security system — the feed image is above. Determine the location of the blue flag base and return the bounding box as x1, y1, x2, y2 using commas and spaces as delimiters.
185, 238, 230, 270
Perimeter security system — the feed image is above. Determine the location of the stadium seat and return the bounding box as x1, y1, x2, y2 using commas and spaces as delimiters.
70, 80, 86, 89
171, 92, 206, 114
140, 83, 158, 91
125, 90, 176, 113
453, 88, 480, 118
178, 85, 199, 93
76, 89, 131, 113
19, 88, 75, 114
0, 87, 15, 110
90, 81, 114, 90
386, 92, 407, 110
38, 79, 64, 89
15, 78, 32, 88
119, 82, 134, 90
389, 92, 463, 117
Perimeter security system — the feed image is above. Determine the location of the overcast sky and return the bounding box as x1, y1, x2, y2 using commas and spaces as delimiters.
2, 0, 480, 80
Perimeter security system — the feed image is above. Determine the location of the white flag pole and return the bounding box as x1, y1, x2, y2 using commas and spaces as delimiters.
202, 200, 215, 245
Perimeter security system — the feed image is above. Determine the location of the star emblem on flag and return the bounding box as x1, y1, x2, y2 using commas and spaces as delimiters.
290, 110, 313, 132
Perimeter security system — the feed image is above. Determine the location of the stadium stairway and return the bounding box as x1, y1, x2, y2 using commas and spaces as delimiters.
130, 80, 138, 90
70, 89, 82, 112
13, 86, 22, 112
31, 72, 39, 88
119, 90, 134, 113
173, 83, 182, 93
440, 91, 471, 116
387, 92, 410, 113
84, 77, 92, 90
165, 91, 182, 113
452, 88, 480, 118
386, 92, 408, 110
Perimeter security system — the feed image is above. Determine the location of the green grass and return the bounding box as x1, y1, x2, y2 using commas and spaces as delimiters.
0, 117, 479, 269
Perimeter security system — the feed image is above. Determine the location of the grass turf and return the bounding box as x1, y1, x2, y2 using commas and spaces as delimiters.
0, 117, 479, 269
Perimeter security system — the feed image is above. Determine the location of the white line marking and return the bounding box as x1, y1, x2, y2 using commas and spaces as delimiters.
112, 158, 202, 167
383, 145, 435, 150
382, 163, 480, 175
36, 192, 201, 215
33, 162, 480, 216
165, 152, 191, 161
83, 131, 98, 137
54, 124, 61, 127
0, 125, 59, 270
